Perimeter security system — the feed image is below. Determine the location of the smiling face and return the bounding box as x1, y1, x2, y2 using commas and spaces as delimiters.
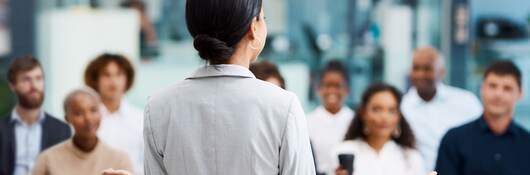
319, 71, 349, 114
410, 47, 445, 95
65, 93, 101, 139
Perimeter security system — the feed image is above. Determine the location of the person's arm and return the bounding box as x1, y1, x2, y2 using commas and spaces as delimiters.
144, 102, 167, 175
279, 95, 316, 175
119, 153, 135, 172
435, 130, 461, 175
31, 153, 47, 175
102, 169, 134, 175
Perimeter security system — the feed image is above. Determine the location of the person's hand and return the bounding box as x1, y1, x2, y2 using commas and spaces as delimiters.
101, 169, 134, 175
335, 166, 349, 175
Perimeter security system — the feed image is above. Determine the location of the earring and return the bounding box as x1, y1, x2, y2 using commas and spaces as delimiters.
363, 127, 370, 135
392, 126, 401, 138
248, 38, 262, 50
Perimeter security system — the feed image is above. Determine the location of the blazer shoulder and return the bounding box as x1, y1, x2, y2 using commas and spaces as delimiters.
0, 115, 11, 132
43, 114, 71, 134
251, 78, 295, 98
44, 114, 68, 126
0, 114, 10, 124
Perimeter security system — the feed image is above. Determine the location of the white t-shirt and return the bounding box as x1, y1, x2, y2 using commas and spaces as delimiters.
401, 83, 483, 171
330, 139, 425, 175
97, 101, 144, 175
307, 106, 354, 174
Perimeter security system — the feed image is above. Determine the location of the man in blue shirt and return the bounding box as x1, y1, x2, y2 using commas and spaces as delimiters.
435, 60, 530, 175
0, 56, 71, 175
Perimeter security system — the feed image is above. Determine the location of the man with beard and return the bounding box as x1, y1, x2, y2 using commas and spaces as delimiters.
0, 56, 71, 175
400, 47, 483, 171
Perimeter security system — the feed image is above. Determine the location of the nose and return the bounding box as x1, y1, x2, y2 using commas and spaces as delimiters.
29, 78, 42, 91
493, 87, 504, 97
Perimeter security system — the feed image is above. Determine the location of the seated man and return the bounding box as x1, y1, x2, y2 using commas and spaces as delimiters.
435, 60, 530, 175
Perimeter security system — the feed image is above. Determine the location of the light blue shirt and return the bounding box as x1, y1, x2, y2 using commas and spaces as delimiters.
11, 109, 45, 175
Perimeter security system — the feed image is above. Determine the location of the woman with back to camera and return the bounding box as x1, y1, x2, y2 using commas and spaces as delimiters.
142, 0, 315, 174
332, 83, 424, 175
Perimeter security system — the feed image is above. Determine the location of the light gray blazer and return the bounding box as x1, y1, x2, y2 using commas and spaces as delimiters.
144, 64, 315, 175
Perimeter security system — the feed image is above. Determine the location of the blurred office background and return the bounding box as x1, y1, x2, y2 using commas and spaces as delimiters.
0, 0, 529, 129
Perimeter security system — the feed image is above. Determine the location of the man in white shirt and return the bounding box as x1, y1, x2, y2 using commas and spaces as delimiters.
401, 47, 483, 171
84, 53, 144, 175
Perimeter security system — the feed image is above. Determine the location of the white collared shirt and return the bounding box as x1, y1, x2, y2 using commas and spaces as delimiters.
401, 83, 483, 171
307, 106, 354, 174
12, 109, 45, 175
330, 139, 425, 175
97, 101, 144, 175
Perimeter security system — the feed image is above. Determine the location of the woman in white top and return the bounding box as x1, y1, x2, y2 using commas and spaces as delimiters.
307, 60, 354, 174
84, 54, 144, 175
333, 83, 424, 175
142, 0, 315, 174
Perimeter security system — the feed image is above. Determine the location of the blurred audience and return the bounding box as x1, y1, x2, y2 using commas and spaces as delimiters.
333, 83, 424, 175
0, 56, 71, 175
84, 53, 144, 174
121, 0, 159, 61
307, 60, 354, 174
401, 47, 483, 170
249, 60, 286, 89
31, 88, 132, 175
435, 61, 530, 175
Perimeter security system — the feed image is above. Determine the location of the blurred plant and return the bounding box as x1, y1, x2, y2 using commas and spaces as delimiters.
0, 80, 14, 118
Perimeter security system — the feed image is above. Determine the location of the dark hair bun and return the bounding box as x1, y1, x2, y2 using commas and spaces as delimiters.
193, 34, 234, 63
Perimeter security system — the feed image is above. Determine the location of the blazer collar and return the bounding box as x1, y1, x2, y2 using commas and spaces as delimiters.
187, 64, 256, 79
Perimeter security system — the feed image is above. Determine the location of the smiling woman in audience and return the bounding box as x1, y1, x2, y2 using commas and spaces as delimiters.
333, 83, 424, 175
307, 60, 355, 174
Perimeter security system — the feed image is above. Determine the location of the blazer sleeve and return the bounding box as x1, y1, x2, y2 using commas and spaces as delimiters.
279, 94, 316, 175
144, 102, 168, 175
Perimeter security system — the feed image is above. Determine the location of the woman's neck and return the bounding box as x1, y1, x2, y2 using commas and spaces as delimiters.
225, 41, 255, 68
365, 135, 390, 153
227, 55, 251, 68
73, 135, 98, 153
102, 98, 121, 113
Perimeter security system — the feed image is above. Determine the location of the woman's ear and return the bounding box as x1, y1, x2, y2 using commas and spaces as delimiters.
248, 17, 259, 40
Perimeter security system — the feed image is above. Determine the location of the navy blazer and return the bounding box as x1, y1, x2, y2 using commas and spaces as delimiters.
0, 113, 71, 175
